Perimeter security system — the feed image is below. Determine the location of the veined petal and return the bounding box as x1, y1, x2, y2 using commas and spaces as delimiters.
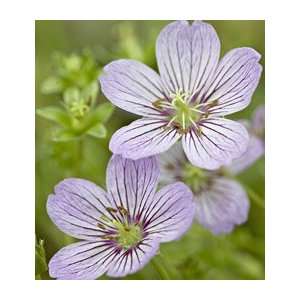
109, 118, 181, 160
194, 178, 249, 234
106, 155, 159, 221
49, 241, 117, 280
107, 237, 160, 277
156, 20, 220, 95
227, 134, 264, 175
99, 59, 166, 117
159, 142, 186, 184
47, 178, 113, 240
182, 118, 249, 170
252, 104, 265, 133
203, 48, 262, 116
142, 182, 195, 242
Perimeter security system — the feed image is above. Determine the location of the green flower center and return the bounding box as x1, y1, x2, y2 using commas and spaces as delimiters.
153, 90, 218, 133
113, 221, 142, 249
170, 91, 199, 131
182, 163, 208, 193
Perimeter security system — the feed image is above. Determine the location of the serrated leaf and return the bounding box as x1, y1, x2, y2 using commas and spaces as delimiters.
87, 123, 107, 139
36, 106, 72, 128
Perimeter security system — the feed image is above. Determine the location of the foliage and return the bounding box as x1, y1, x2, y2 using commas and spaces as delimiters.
37, 51, 114, 141
35, 238, 48, 279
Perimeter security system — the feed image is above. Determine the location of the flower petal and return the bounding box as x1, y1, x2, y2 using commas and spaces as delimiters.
99, 59, 166, 116
47, 178, 112, 240
109, 118, 181, 160
49, 241, 117, 280
252, 104, 265, 133
182, 118, 249, 170
194, 178, 249, 234
156, 21, 220, 95
227, 134, 264, 175
142, 182, 195, 242
159, 141, 186, 184
106, 155, 159, 221
203, 48, 262, 116
106, 237, 160, 277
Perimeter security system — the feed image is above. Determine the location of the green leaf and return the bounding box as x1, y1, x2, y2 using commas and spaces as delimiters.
36, 106, 72, 128
52, 127, 80, 142
41, 76, 63, 94
63, 87, 81, 106
82, 102, 114, 130
87, 123, 107, 139
82, 81, 99, 104
35, 238, 48, 279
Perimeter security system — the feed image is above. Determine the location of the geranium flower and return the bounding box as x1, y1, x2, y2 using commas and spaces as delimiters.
159, 106, 265, 234
228, 105, 265, 174
47, 155, 194, 279
100, 20, 262, 169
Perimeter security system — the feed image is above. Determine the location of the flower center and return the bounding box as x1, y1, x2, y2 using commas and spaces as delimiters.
153, 90, 218, 134
98, 206, 143, 250
114, 221, 142, 249
170, 91, 199, 131
182, 163, 208, 193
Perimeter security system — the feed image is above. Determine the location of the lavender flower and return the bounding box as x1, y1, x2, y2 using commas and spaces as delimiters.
228, 105, 265, 174
47, 155, 194, 279
159, 106, 265, 234
100, 21, 262, 170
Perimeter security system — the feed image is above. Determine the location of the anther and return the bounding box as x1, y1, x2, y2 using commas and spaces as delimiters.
97, 223, 106, 230
106, 207, 118, 214
118, 206, 128, 215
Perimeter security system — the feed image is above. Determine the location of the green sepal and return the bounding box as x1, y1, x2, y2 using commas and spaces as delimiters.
52, 127, 80, 142
87, 123, 107, 139
36, 106, 72, 128
79, 102, 114, 133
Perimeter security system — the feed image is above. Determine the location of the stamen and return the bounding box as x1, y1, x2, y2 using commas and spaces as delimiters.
188, 116, 198, 128
100, 215, 111, 223
163, 89, 216, 134
166, 115, 177, 127
118, 206, 128, 216
182, 113, 186, 130
106, 207, 118, 214
190, 107, 205, 113
97, 223, 106, 230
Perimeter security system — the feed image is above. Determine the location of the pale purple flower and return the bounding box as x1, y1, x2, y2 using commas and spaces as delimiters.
228, 105, 265, 174
47, 155, 194, 279
100, 20, 262, 170
159, 106, 264, 234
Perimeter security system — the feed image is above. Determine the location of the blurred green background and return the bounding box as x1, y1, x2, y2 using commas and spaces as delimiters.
35, 20, 265, 280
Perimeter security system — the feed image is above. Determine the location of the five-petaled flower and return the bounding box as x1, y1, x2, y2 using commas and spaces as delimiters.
47, 155, 194, 279
159, 105, 265, 234
100, 20, 262, 170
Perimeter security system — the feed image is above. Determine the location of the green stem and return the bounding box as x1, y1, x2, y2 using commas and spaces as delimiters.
244, 185, 265, 209
75, 138, 83, 175
151, 254, 171, 280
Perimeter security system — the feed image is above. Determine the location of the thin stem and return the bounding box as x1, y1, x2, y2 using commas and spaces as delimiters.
151, 254, 171, 280
75, 138, 83, 175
